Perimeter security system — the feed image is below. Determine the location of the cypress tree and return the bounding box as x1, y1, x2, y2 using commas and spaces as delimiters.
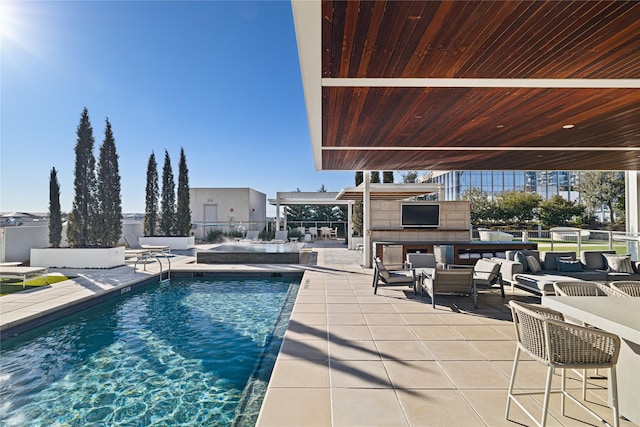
95, 118, 123, 247
144, 152, 159, 236
383, 171, 394, 183
353, 172, 363, 235
67, 107, 97, 247
159, 150, 176, 236
175, 147, 192, 236
48, 167, 63, 248
370, 171, 381, 183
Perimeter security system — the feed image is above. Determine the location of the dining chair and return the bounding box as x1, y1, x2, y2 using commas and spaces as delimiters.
309, 227, 318, 240
610, 281, 640, 297
553, 281, 614, 297
329, 227, 338, 239
506, 301, 620, 427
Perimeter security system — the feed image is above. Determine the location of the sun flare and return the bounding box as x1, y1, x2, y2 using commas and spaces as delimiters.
0, 0, 47, 61
0, 1, 26, 42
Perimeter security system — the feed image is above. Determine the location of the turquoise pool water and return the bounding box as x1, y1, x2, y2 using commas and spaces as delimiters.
0, 275, 300, 426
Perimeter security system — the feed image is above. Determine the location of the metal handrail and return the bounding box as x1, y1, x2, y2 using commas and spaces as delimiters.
132, 250, 171, 281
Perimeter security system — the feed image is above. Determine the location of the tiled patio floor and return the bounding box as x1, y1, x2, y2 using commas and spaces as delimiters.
257, 246, 637, 427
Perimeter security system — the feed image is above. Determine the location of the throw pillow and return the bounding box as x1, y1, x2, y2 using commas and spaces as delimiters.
556, 259, 583, 272
603, 254, 634, 273
526, 255, 542, 273
514, 251, 528, 272
556, 256, 576, 270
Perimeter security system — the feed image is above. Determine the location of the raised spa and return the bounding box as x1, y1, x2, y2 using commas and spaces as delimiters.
197, 242, 306, 264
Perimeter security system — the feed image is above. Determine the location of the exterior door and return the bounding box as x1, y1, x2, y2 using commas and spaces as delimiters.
203, 204, 217, 240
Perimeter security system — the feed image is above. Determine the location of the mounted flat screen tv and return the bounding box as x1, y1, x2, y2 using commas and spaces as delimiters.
401, 204, 440, 228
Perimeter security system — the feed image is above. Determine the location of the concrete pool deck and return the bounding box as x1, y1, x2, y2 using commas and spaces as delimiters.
0, 241, 635, 426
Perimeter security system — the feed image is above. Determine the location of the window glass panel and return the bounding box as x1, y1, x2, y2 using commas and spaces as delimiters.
504, 171, 515, 189
471, 171, 481, 188
493, 171, 503, 192
460, 171, 470, 188
482, 171, 492, 193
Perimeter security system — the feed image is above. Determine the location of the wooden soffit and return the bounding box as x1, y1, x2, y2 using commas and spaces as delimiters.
291, 0, 640, 171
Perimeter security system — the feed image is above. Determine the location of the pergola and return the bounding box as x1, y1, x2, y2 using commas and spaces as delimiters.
291, 0, 640, 262
268, 191, 347, 233
335, 183, 442, 202
270, 184, 441, 256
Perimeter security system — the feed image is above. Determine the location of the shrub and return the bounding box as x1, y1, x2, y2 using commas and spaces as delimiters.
206, 229, 224, 243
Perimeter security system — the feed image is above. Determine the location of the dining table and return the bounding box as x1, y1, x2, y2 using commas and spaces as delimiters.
542, 295, 640, 425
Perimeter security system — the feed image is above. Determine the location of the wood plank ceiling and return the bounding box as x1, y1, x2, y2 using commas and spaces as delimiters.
294, 0, 640, 171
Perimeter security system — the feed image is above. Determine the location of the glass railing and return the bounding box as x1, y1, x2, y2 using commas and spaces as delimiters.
472, 226, 639, 260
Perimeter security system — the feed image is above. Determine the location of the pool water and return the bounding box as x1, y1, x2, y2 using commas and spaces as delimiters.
0, 275, 300, 426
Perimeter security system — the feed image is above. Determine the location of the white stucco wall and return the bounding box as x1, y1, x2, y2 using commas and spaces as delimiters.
189, 188, 266, 239
249, 188, 267, 232
0, 226, 49, 263
0, 221, 143, 263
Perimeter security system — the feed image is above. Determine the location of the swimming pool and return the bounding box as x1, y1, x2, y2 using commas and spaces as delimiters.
0, 274, 301, 426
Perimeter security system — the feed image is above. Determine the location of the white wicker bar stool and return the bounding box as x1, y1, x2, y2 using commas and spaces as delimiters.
506, 301, 621, 427
553, 280, 616, 393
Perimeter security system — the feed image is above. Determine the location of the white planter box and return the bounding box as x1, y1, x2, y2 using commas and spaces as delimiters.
350, 237, 364, 250
31, 247, 125, 269
139, 236, 195, 250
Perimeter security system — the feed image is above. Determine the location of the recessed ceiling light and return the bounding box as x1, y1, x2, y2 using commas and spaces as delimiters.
563, 124, 574, 129
496, 124, 504, 129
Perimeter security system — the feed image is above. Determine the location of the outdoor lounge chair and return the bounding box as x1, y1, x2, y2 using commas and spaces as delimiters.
0, 266, 48, 288
472, 259, 505, 299
405, 253, 437, 269
272, 230, 288, 243
372, 257, 415, 295
405, 253, 437, 283
241, 230, 260, 241
124, 234, 170, 254
420, 268, 476, 308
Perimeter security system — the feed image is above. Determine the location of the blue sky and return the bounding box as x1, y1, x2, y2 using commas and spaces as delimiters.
0, 0, 355, 215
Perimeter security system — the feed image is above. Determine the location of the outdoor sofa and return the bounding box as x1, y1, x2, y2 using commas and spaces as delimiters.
491, 249, 640, 296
